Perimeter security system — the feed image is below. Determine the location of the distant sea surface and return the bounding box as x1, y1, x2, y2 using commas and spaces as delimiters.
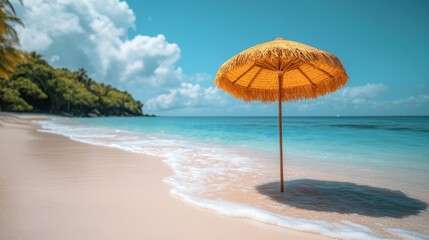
37, 116, 429, 240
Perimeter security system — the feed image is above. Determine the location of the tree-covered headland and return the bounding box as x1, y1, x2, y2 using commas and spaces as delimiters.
0, 52, 147, 117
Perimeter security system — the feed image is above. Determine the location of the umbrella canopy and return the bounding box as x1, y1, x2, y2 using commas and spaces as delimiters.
214, 38, 348, 192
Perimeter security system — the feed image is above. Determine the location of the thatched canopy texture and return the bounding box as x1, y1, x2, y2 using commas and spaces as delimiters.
214, 38, 348, 103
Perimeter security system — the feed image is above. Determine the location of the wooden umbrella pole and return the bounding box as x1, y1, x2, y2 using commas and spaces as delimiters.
278, 71, 284, 192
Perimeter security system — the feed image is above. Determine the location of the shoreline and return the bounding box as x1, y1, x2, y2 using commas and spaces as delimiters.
0, 113, 329, 240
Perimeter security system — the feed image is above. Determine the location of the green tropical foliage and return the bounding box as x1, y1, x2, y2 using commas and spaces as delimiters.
0, 52, 144, 116
0, 0, 23, 80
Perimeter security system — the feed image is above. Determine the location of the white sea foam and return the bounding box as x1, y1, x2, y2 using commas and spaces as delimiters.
35, 118, 421, 240
170, 189, 390, 240
388, 228, 429, 240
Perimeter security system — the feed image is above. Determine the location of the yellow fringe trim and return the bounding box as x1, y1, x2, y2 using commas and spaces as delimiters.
215, 71, 348, 103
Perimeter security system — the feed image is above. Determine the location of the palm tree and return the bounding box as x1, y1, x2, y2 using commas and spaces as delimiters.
0, 0, 23, 80
73, 68, 91, 87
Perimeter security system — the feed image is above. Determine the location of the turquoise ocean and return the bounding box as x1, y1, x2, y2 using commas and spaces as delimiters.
37, 116, 429, 240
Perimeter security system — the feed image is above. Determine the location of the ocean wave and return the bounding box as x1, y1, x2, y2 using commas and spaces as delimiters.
323, 124, 429, 133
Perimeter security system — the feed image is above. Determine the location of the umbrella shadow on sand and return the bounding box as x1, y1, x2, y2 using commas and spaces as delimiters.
256, 179, 427, 218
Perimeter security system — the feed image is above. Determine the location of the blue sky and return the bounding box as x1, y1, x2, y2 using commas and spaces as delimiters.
15, 0, 429, 116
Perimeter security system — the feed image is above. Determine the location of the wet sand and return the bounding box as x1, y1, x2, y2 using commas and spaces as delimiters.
0, 113, 329, 240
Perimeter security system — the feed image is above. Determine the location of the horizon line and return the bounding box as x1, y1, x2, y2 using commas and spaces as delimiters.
155, 115, 429, 118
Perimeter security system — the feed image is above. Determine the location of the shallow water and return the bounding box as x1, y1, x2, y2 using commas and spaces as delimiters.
36, 116, 429, 240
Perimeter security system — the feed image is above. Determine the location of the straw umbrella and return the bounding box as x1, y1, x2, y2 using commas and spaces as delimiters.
214, 38, 348, 192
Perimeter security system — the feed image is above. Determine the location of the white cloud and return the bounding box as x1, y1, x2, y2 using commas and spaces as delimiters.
294, 83, 388, 112
18, 27, 53, 51
15, 0, 187, 102
393, 95, 429, 106
290, 84, 429, 115
49, 55, 60, 63
339, 83, 388, 98
146, 83, 227, 110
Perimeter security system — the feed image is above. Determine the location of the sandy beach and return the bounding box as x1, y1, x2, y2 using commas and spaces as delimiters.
0, 114, 329, 240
